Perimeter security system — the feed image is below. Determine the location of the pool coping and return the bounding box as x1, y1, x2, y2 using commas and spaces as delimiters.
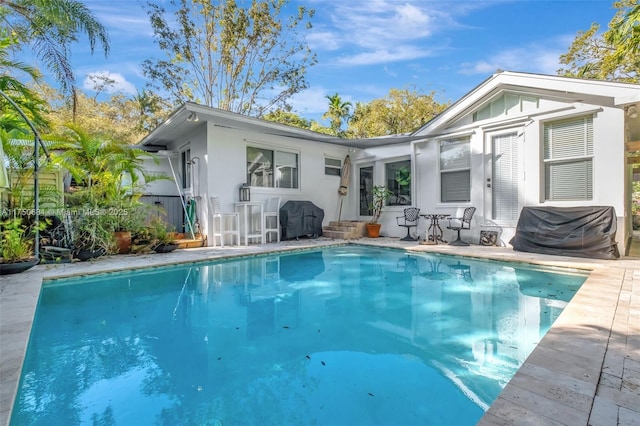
1, 238, 638, 425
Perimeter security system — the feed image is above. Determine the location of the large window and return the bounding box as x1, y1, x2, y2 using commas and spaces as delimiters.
246, 146, 299, 189
440, 137, 471, 203
385, 160, 411, 206
543, 116, 593, 201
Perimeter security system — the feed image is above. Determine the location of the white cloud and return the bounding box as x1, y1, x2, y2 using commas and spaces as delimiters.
289, 87, 332, 116
306, 30, 342, 51
458, 42, 565, 76
337, 46, 433, 66
309, 0, 481, 67
83, 71, 137, 95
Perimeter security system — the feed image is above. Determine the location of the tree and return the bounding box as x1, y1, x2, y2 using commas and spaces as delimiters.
558, 0, 639, 83
0, 0, 110, 114
41, 85, 170, 145
142, 0, 317, 116
322, 93, 352, 137
0, 31, 48, 133
262, 108, 311, 129
606, 2, 640, 63
348, 87, 448, 138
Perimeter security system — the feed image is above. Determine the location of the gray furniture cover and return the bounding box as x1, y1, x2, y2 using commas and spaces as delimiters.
279, 201, 324, 240
510, 206, 619, 259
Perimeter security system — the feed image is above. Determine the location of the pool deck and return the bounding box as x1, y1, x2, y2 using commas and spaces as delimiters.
1, 238, 638, 425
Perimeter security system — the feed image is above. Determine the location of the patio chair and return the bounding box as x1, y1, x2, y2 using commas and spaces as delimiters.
208, 196, 240, 247
263, 197, 281, 243
447, 207, 476, 246
396, 207, 420, 241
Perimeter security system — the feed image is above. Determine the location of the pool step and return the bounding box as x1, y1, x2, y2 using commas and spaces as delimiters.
322, 221, 368, 240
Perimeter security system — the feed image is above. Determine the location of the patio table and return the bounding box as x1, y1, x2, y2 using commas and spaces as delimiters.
420, 213, 450, 245
234, 202, 265, 245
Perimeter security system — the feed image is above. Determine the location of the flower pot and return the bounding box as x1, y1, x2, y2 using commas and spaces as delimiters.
153, 243, 178, 253
0, 257, 39, 275
114, 231, 132, 254
366, 223, 382, 238
74, 248, 106, 261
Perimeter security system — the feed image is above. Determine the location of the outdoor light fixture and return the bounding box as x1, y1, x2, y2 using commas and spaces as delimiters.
627, 105, 638, 119
187, 112, 199, 122
239, 183, 250, 202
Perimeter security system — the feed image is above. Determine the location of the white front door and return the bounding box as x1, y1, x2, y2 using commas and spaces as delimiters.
488, 131, 521, 222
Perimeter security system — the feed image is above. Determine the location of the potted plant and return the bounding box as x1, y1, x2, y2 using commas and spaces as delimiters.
71, 210, 116, 261
150, 218, 178, 253
366, 185, 392, 237
0, 218, 40, 274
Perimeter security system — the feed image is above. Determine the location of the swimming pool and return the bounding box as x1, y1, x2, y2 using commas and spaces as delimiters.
11, 246, 587, 425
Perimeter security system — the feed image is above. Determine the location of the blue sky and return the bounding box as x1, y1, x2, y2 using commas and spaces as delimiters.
68, 0, 617, 123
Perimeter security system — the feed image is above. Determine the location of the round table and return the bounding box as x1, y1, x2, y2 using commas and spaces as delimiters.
420, 214, 450, 244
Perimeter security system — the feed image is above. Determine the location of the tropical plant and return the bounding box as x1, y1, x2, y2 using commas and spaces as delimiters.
0, 130, 60, 212
0, 0, 110, 116
0, 217, 32, 262
322, 93, 352, 137
70, 210, 116, 257
141, 0, 317, 115
368, 185, 392, 224
52, 124, 165, 207
149, 217, 175, 247
558, 0, 639, 83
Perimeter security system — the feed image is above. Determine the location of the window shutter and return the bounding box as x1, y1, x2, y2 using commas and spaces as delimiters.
543, 116, 593, 201
492, 133, 519, 220
441, 170, 470, 202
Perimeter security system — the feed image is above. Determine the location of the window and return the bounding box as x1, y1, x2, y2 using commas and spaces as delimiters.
543, 116, 593, 201
181, 148, 191, 189
385, 160, 411, 206
325, 157, 342, 176
359, 166, 373, 216
246, 146, 299, 189
440, 137, 471, 203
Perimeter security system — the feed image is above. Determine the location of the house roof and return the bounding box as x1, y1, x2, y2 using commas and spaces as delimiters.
138, 102, 426, 151
413, 70, 640, 136
138, 71, 640, 150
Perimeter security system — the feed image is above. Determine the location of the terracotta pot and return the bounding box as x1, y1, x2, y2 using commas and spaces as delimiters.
366, 223, 382, 238
0, 257, 39, 275
114, 231, 132, 254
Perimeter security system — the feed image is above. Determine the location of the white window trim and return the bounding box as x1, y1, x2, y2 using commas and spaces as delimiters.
324, 155, 342, 177
438, 137, 472, 204
384, 157, 412, 207
542, 115, 594, 202
246, 143, 301, 191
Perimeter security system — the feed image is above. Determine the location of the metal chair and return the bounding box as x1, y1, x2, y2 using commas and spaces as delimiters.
447, 207, 476, 246
263, 197, 281, 243
208, 196, 240, 247
396, 207, 420, 241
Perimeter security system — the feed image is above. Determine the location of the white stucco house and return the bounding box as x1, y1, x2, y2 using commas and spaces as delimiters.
138, 71, 640, 255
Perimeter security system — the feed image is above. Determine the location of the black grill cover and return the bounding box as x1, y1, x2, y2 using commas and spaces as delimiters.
510, 206, 619, 259
279, 201, 324, 240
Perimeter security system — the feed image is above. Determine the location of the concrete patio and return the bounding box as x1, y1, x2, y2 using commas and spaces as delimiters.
1, 237, 638, 425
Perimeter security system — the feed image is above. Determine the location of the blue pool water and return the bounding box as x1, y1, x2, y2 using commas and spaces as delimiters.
11, 246, 587, 425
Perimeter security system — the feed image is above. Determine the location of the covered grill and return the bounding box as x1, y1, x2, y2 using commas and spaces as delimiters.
279, 201, 324, 240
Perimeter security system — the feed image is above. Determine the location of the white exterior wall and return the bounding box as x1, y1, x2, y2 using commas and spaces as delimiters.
202, 123, 350, 245
349, 143, 415, 238
402, 102, 627, 247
